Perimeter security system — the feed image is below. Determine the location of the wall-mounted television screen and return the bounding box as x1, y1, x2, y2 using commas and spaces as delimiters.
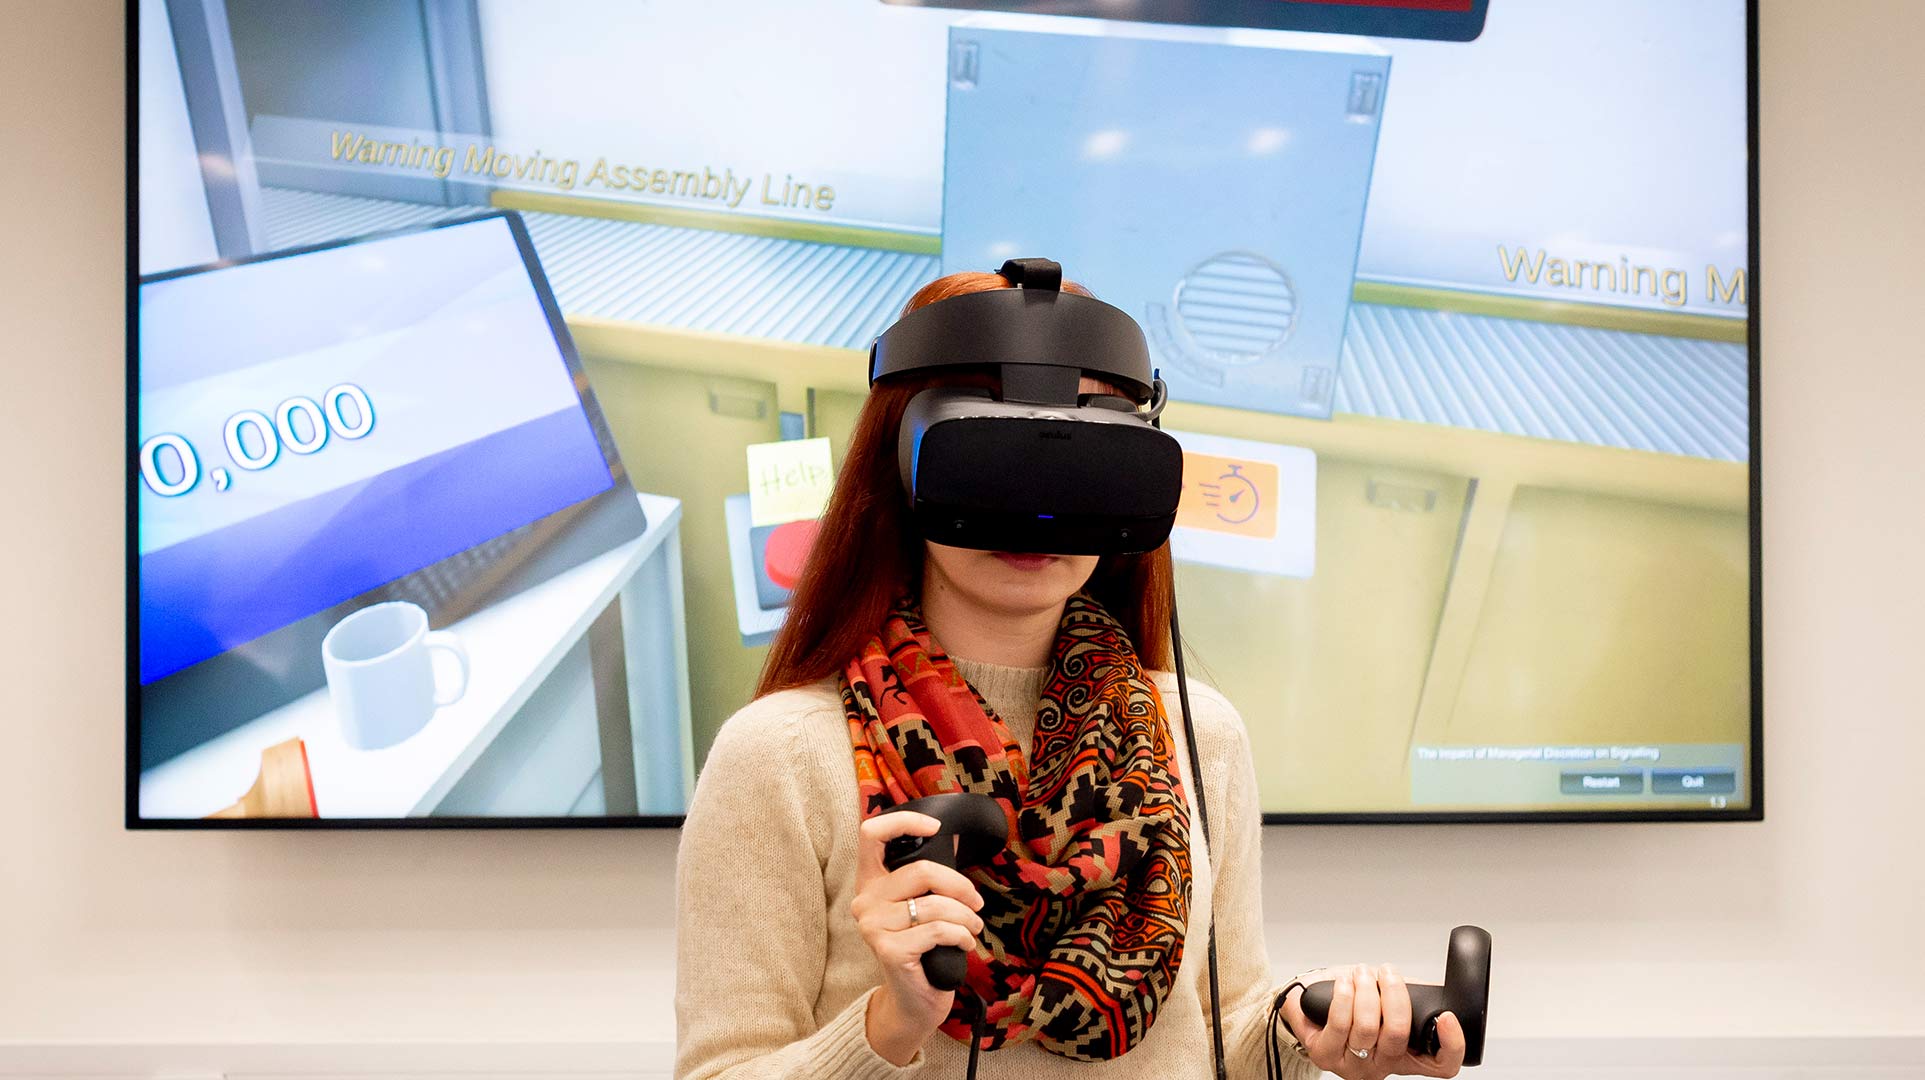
131, 0, 1758, 825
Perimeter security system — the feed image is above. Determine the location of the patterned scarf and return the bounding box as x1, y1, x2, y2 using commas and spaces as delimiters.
841, 593, 1192, 1061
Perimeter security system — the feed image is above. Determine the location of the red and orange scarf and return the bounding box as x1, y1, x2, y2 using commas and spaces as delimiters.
841, 593, 1192, 1061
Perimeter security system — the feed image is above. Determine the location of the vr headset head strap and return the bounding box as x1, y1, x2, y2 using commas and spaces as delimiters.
996, 256, 1062, 292
868, 258, 1154, 406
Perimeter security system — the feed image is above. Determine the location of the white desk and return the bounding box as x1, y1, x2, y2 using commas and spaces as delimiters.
139, 492, 690, 820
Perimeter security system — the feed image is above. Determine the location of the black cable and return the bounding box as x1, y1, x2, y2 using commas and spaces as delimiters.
964, 993, 985, 1080
1170, 587, 1227, 1080
1267, 979, 1311, 1079
1151, 381, 1227, 1080
1266, 989, 1287, 1080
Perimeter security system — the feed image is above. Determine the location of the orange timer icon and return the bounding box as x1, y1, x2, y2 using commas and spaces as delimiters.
1176, 451, 1280, 541
1199, 463, 1260, 526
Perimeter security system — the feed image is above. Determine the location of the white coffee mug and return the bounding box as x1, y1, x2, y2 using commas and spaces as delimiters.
321, 601, 469, 750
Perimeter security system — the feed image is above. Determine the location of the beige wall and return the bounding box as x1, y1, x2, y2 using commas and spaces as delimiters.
2, 0, 1920, 1057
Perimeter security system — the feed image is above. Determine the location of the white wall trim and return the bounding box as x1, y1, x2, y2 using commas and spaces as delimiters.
0, 1041, 672, 1079
2, 1038, 1920, 1079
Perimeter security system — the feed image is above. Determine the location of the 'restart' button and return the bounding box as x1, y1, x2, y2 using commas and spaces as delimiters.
1559, 770, 1645, 795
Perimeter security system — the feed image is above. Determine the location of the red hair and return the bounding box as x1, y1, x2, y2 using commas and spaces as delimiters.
754, 272, 1175, 697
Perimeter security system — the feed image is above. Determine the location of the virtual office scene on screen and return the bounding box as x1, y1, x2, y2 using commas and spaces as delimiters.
134, 0, 1752, 823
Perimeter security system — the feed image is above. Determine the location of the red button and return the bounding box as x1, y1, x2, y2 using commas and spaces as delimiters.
763, 519, 821, 591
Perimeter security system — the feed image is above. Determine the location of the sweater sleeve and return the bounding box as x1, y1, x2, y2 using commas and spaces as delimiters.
674, 694, 923, 1080
1189, 686, 1323, 1080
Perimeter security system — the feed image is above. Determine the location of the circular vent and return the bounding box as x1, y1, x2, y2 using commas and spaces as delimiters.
1172, 252, 1297, 367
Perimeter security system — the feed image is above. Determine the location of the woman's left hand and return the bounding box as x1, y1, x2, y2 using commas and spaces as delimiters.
1280, 963, 1466, 1078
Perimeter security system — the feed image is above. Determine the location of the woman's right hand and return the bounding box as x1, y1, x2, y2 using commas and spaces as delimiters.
852, 809, 987, 1066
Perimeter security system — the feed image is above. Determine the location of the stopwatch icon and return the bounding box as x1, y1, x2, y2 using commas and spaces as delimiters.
1198, 463, 1260, 526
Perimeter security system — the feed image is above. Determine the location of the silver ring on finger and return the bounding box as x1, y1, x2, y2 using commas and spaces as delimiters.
906, 896, 920, 927
1350, 1048, 1370, 1060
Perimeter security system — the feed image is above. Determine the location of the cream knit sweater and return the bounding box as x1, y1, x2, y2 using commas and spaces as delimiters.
674, 659, 1319, 1080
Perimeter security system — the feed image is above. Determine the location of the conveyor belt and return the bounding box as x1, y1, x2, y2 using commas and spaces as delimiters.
1338, 303, 1747, 462
261, 185, 478, 249
260, 187, 1749, 463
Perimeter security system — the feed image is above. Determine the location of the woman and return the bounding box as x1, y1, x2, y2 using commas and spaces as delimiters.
674, 270, 1468, 1079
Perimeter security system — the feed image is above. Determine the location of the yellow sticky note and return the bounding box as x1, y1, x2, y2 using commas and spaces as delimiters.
746, 437, 835, 527
1176, 452, 1279, 540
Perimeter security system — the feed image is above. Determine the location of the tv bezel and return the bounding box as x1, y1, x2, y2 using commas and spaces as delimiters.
878, 0, 1492, 43
124, 0, 1762, 828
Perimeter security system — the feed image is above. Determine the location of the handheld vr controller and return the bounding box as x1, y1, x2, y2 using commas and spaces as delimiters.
879, 793, 1009, 992
1299, 925, 1492, 1067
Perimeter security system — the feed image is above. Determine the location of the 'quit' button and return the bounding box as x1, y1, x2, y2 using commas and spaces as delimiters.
1559, 770, 1645, 795
1651, 767, 1737, 795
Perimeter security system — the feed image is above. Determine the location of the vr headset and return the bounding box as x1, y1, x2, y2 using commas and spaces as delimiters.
868, 258, 1184, 555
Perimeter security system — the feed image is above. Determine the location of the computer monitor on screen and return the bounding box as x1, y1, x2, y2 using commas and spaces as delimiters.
135, 212, 648, 772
